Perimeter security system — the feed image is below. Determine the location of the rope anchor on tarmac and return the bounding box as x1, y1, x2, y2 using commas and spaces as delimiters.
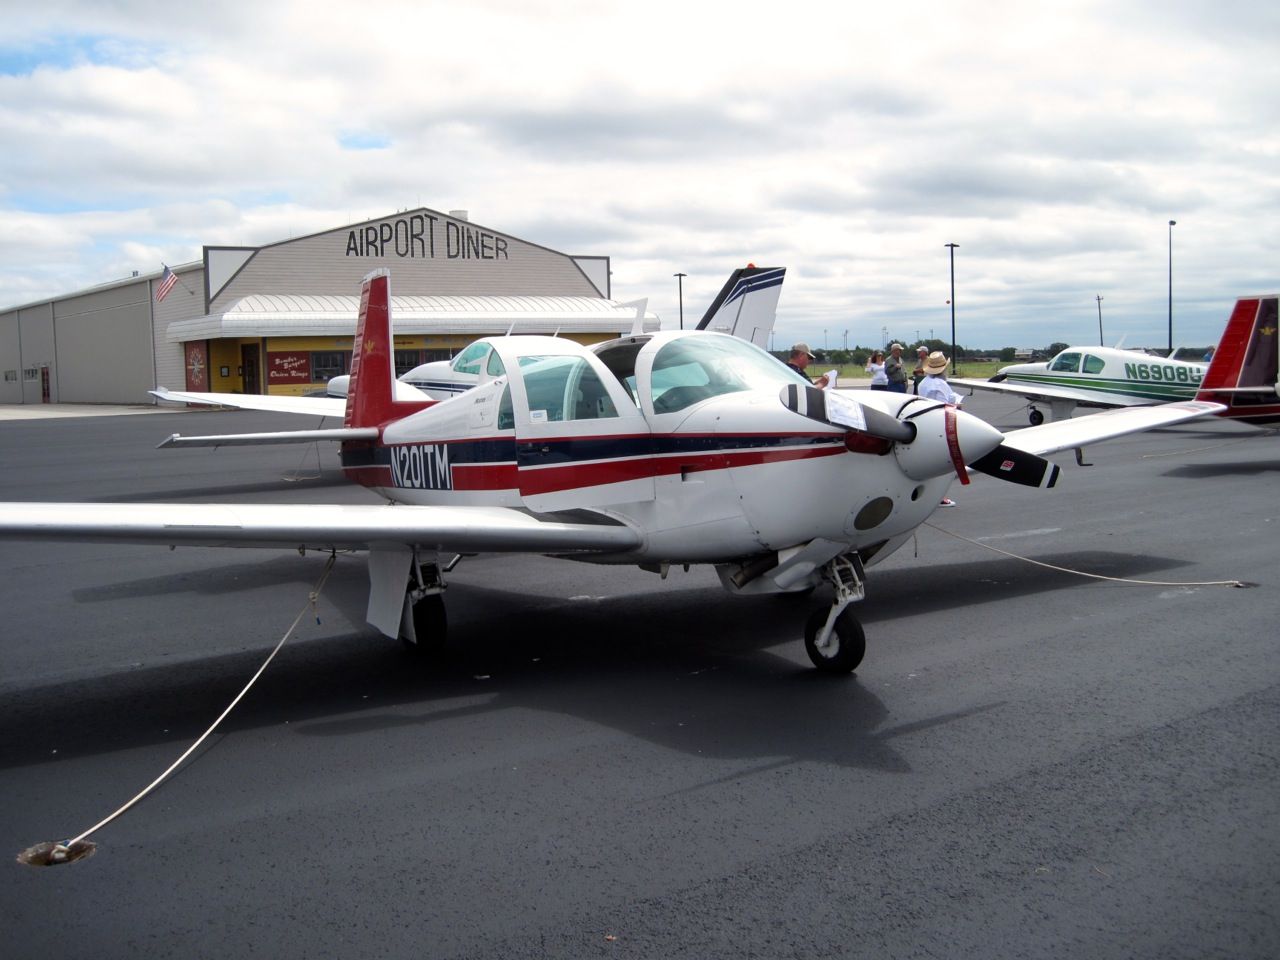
16, 553, 338, 868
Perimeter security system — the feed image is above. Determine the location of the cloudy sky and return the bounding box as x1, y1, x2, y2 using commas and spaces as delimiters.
1, 0, 1276, 351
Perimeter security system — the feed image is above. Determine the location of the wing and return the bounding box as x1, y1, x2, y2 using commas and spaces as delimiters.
0, 502, 641, 554
999, 401, 1225, 457
950, 377, 1148, 408
151, 387, 348, 418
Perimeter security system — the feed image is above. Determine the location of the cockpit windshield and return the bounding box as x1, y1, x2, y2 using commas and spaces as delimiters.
650, 335, 810, 414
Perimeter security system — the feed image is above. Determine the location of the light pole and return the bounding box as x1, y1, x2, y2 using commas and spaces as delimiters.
1167, 221, 1176, 354
673, 273, 687, 330
1096, 295, 1104, 346
824, 329, 828, 352
945, 243, 959, 373
843, 329, 848, 352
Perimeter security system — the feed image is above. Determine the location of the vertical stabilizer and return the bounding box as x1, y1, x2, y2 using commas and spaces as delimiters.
344, 270, 433, 428
694, 266, 785, 349
1196, 296, 1280, 424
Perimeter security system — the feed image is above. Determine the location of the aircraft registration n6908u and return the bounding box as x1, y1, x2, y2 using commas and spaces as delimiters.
951, 346, 1210, 425
0, 270, 1225, 673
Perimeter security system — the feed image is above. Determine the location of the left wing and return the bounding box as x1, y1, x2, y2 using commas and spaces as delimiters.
949, 377, 1147, 408
0, 502, 641, 554
999, 400, 1225, 456
151, 387, 347, 418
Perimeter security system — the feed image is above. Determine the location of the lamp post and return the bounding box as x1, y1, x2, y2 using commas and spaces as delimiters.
843, 329, 848, 351
673, 273, 687, 330
945, 243, 959, 373
1167, 221, 1176, 354
1096, 295, 1104, 346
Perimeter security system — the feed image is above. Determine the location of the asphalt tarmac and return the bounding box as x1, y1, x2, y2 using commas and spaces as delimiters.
0, 395, 1277, 960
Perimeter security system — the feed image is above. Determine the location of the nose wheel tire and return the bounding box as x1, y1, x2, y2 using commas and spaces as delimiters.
1028, 408, 1045, 426
804, 607, 866, 674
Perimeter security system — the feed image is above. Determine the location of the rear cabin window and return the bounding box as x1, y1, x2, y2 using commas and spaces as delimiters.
1082, 354, 1106, 375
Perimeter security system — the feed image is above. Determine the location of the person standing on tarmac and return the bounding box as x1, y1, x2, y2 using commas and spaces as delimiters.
912, 346, 929, 393
885, 343, 908, 393
785, 342, 830, 389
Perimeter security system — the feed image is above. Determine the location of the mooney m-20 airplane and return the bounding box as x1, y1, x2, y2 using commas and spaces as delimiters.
0, 271, 1226, 673
952, 294, 1279, 426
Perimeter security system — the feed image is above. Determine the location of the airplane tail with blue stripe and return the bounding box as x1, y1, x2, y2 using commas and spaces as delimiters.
694, 265, 785, 349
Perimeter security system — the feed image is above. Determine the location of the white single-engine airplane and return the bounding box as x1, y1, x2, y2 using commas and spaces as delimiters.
0, 271, 1225, 673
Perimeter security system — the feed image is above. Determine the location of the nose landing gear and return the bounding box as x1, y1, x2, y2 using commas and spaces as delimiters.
804, 553, 868, 673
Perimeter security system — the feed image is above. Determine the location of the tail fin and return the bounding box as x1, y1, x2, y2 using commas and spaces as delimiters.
344, 270, 434, 428
694, 265, 785, 349
1195, 295, 1280, 424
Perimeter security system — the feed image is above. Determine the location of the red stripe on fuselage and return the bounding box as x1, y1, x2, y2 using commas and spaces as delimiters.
515, 444, 844, 495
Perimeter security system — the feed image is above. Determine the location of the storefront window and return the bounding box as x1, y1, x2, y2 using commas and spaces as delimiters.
311, 351, 348, 382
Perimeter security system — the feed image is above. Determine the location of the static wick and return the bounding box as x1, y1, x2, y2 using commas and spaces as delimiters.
16, 839, 97, 867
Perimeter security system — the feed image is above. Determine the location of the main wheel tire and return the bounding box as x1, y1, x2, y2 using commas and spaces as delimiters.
402, 593, 447, 657
803, 607, 866, 674
1028, 408, 1045, 426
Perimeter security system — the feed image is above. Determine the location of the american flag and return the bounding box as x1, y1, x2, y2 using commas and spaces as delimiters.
156, 265, 179, 302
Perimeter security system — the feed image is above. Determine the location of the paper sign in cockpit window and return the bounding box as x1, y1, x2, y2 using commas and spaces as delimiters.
530, 410, 548, 423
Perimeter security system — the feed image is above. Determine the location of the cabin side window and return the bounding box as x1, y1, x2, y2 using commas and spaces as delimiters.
1049, 352, 1082, 373
1082, 355, 1106, 375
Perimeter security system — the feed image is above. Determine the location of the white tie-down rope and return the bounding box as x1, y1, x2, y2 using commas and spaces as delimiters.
18, 552, 339, 867
924, 522, 1250, 589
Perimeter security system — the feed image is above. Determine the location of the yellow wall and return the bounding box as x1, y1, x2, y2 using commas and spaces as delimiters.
200, 332, 620, 396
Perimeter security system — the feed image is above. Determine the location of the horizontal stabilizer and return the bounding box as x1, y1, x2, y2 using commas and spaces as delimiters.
158, 427, 379, 449
151, 387, 347, 419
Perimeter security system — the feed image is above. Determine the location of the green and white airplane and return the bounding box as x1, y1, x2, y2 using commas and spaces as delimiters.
952, 345, 1208, 425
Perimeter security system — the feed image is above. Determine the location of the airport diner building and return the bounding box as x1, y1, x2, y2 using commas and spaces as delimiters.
0, 208, 657, 405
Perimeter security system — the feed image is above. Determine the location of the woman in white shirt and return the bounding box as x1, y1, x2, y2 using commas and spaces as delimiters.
865, 351, 888, 391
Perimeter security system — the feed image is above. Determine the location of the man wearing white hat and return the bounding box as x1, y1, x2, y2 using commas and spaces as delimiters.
785, 342, 829, 389
918, 351, 962, 407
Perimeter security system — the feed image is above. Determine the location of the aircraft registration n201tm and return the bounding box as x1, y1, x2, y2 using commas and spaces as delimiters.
0, 270, 1225, 674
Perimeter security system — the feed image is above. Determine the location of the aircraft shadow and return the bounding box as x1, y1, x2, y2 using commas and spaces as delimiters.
98, 474, 355, 503
2, 551, 1187, 777
1161, 459, 1280, 479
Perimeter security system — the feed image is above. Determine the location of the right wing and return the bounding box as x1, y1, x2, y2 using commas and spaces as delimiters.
0, 501, 641, 554
999, 400, 1225, 456
949, 377, 1148, 408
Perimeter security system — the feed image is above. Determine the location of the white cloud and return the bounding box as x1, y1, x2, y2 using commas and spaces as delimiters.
0, 0, 1275, 350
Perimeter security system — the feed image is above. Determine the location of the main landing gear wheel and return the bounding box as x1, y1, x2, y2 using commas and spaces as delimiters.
402, 593, 448, 657
1028, 407, 1045, 426
804, 607, 866, 674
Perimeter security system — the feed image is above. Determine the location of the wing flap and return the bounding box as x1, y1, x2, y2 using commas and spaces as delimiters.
0, 502, 642, 554
1000, 401, 1225, 456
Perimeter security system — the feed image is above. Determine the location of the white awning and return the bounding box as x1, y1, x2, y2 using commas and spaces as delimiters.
167, 293, 658, 343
